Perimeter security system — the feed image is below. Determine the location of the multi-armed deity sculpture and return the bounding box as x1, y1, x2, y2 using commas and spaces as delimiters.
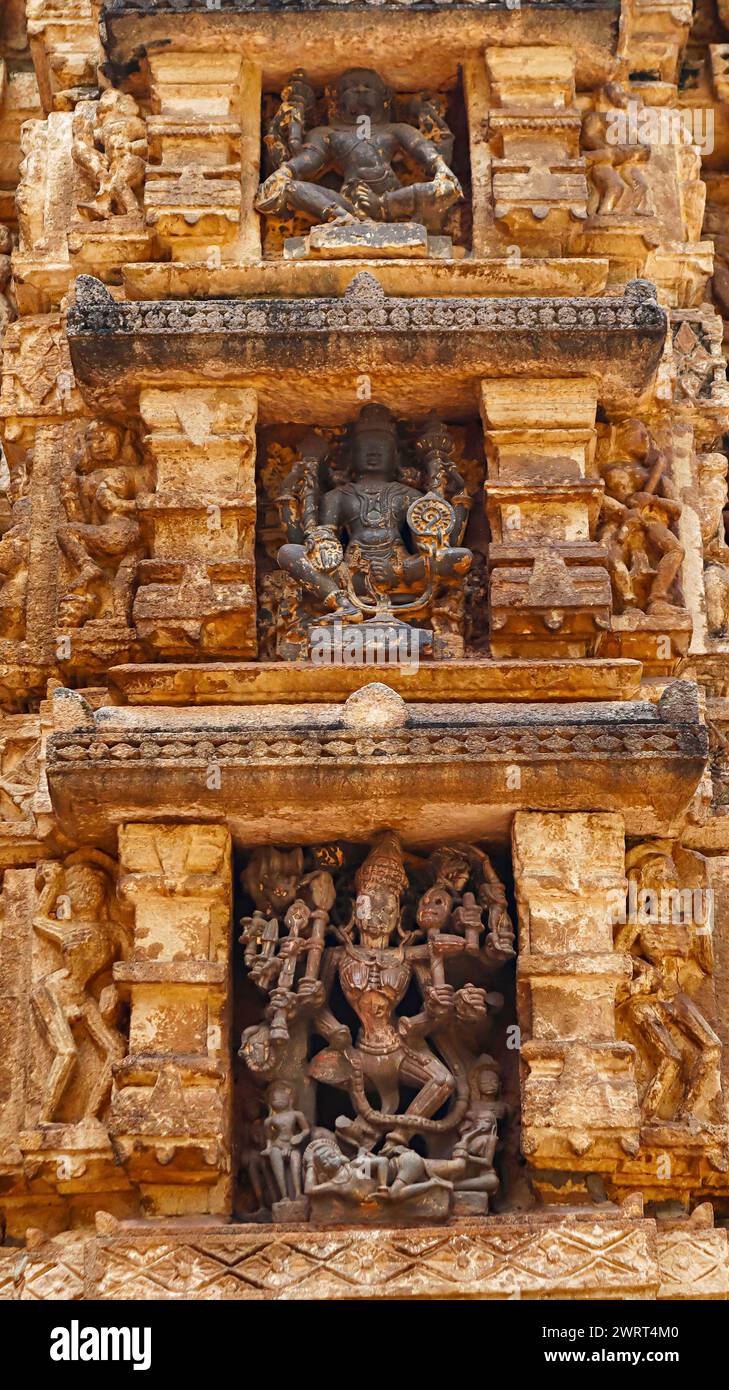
238, 833, 514, 1224
257, 67, 462, 255
275, 403, 473, 654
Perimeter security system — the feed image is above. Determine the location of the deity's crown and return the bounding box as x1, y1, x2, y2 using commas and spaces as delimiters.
351, 403, 398, 443
355, 832, 408, 898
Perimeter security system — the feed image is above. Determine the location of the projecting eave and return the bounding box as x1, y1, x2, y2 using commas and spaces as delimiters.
100, 1, 620, 93
66, 274, 667, 420
46, 679, 707, 848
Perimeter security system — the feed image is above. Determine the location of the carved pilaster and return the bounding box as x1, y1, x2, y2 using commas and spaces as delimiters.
145, 51, 261, 263
514, 811, 641, 1194
133, 386, 258, 658
110, 823, 233, 1215
481, 377, 610, 658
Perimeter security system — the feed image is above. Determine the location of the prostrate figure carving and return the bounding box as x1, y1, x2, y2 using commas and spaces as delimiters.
57, 420, 146, 628
30, 852, 127, 1132
257, 67, 462, 239
239, 835, 513, 1223
276, 404, 472, 641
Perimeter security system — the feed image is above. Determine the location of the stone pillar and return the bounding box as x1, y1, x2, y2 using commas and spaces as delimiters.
26, 0, 100, 115
513, 811, 640, 1193
133, 386, 258, 658
463, 54, 492, 258
484, 46, 587, 258
145, 51, 262, 263
110, 823, 233, 1216
481, 377, 610, 658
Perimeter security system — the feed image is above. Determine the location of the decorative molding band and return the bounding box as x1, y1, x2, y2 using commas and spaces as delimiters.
68, 273, 664, 341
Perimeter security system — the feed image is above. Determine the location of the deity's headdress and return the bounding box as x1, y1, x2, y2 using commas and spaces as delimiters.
351, 403, 399, 445
355, 832, 408, 899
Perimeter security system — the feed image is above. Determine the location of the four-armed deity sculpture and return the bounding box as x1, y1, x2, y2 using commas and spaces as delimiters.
239, 834, 514, 1223
276, 403, 473, 648
257, 67, 462, 246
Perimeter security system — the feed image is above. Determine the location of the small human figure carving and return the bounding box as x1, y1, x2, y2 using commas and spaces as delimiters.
0, 494, 30, 640
581, 86, 653, 219
257, 67, 462, 231
277, 404, 472, 623
598, 424, 684, 615
616, 843, 722, 1124
57, 420, 145, 627
0, 226, 16, 342
72, 90, 147, 223
239, 1094, 277, 1212
261, 1080, 310, 1200
30, 853, 126, 1126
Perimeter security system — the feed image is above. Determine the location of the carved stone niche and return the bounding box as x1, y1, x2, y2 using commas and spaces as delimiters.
257, 67, 468, 261
257, 406, 485, 661
235, 835, 516, 1226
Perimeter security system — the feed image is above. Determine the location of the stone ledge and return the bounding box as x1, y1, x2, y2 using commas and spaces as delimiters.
66, 275, 666, 414
45, 683, 707, 843
3, 1214, 727, 1300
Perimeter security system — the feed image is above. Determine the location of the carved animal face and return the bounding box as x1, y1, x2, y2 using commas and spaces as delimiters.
242, 846, 304, 913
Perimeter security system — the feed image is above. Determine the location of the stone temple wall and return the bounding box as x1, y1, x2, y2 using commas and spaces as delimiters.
3, 0, 729, 1301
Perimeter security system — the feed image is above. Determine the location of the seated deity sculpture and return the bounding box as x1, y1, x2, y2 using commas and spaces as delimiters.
257, 67, 462, 233
276, 404, 473, 633
238, 834, 514, 1223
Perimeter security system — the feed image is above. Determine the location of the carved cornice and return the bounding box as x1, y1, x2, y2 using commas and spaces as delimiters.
45, 683, 707, 842
66, 274, 667, 409
48, 719, 704, 768
102, 0, 619, 13
69, 272, 663, 338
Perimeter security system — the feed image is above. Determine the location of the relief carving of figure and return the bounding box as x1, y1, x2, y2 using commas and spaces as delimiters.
239, 835, 513, 1222
57, 420, 147, 628
72, 90, 147, 224
615, 843, 723, 1127
581, 85, 653, 219
697, 452, 729, 638
0, 226, 17, 343
0, 494, 30, 641
30, 852, 127, 1130
257, 67, 462, 232
277, 404, 472, 630
597, 421, 684, 616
